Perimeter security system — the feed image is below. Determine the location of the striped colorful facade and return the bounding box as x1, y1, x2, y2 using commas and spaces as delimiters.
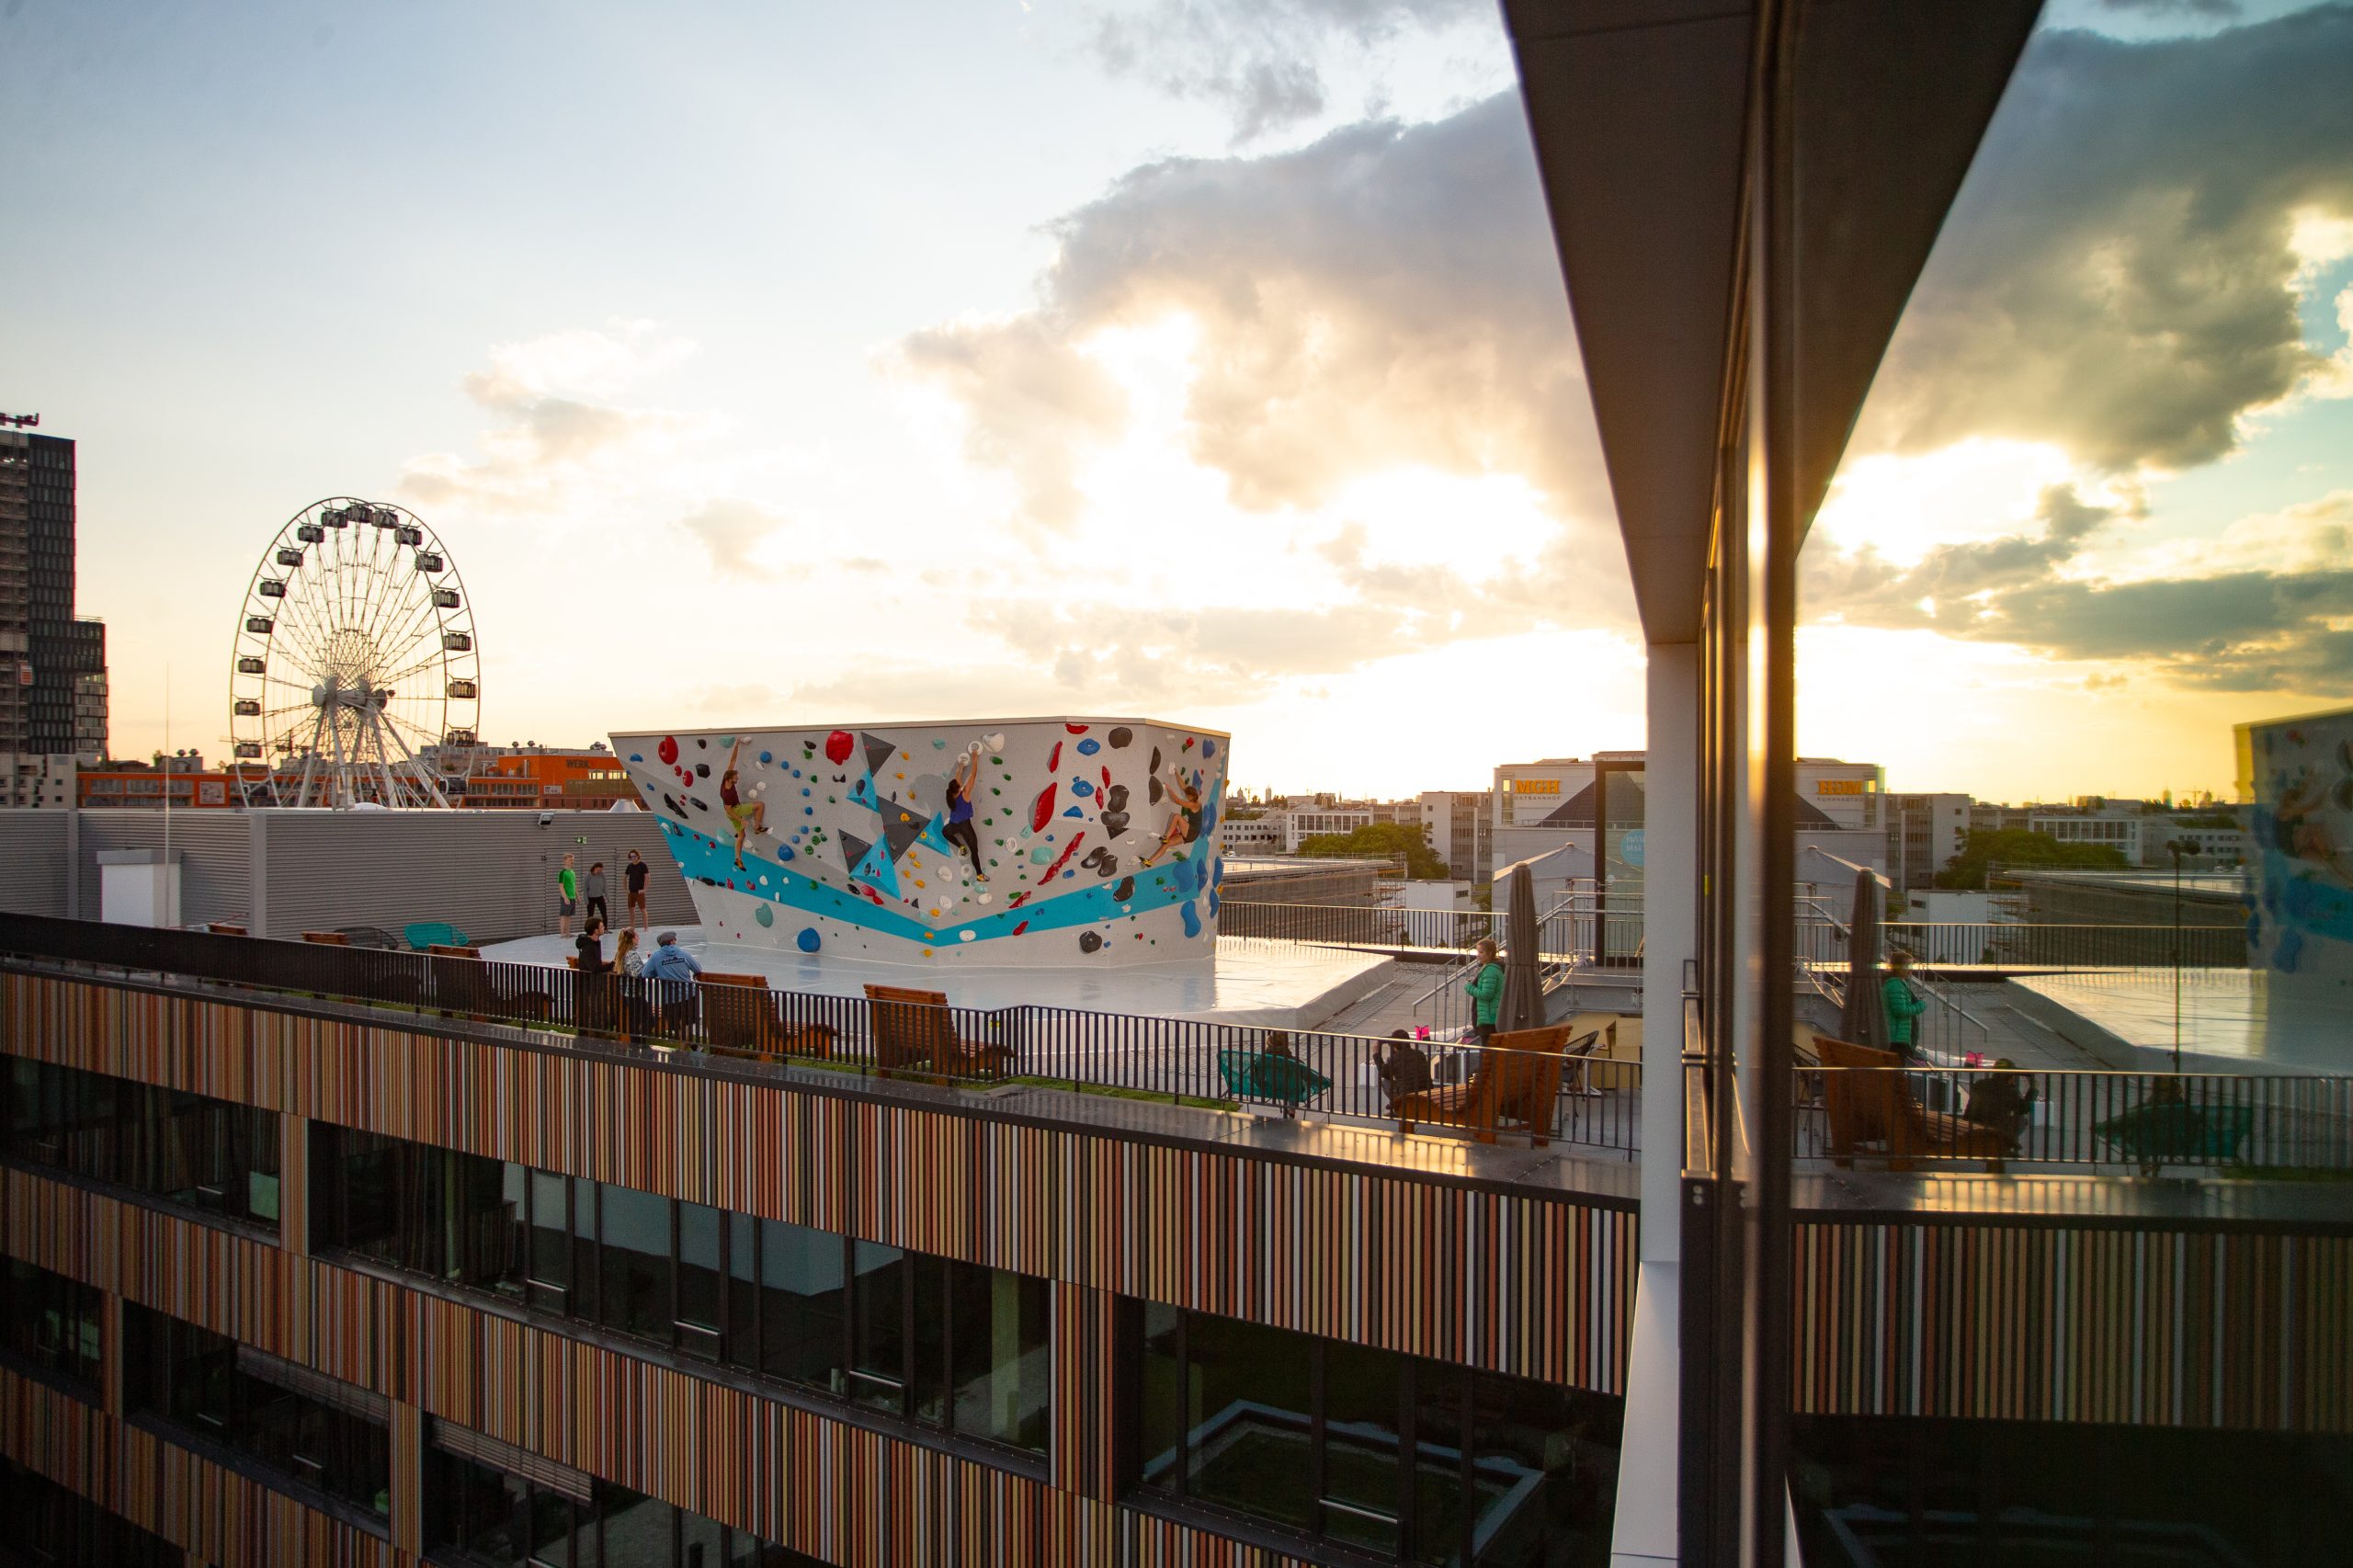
0, 969, 1636, 1565
1790, 1217, 2353, 1431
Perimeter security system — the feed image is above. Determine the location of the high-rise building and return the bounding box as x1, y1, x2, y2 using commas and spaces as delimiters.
1419, 788, 1494, 881
1885, 790, 1972, 901
0, 428, 108, 805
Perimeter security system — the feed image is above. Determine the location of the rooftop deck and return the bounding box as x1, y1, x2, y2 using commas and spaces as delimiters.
2, 913, 2347, 1219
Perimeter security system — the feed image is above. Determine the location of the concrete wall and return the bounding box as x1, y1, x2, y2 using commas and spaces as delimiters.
0, 809, 696, 942
0, 810, 72, 916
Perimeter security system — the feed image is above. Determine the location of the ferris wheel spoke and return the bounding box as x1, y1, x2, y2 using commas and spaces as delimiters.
369, 594, 442, 682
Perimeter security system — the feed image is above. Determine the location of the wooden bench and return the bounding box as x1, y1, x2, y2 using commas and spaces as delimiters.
699, 972, 839, 1062
300, 930, 349, 946
205, 922, 247, 937
1815, 1034, 2006, 1170
863, 984, 1009, 1080
1392, 1025, 1580, 1144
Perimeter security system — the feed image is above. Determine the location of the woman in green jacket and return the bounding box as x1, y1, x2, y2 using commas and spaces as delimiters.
1881, 949, 1927, 1060
1466, 937, 1506, 1047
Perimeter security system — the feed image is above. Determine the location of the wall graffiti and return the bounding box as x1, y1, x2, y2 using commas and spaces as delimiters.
609, 717, 1229, 966
2241, 706, 2353, 1006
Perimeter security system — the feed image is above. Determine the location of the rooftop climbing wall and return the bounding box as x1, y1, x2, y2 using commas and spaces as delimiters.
608, 717, 1230, 967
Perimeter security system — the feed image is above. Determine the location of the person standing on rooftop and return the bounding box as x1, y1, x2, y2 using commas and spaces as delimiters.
1466, 937, 1505, 1049
557, 853, 578, 936
1882, 949, 1927, 1062
585, 861, 608, 929
625, 849, 650, 932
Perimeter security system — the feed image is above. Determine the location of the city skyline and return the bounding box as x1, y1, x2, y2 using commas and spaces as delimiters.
5, 0, 2347, 803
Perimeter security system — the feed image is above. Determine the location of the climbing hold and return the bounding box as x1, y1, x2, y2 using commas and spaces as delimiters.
658, 736, 679, 765
1113, 876, 1134, 902
695, 762, 710, 778
824, 731, 854, 765
1181, 902, 1202, 937
1079, 930, 1103, 953
1076, 737, 1100, 756
1030, 783, 1057, 832
1108, 727, 1132, 748
797, 926, 822, 953
755, 904, 775, 927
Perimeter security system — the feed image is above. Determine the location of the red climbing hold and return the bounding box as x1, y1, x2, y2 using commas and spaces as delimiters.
657, 736, 679, 765
1065, 722, 1088, 734
824, 730, 854, 766
1047, 741, 1063, 772
1012, 920, 1030, 935
1030, 783, 1056, 833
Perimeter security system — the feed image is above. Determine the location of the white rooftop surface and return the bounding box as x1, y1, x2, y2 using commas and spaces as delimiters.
2016, 971, 2352, 1075
478, 927, 1398, 1030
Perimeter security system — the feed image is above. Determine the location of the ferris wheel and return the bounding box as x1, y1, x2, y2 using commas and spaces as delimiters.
227, 498, 483, 808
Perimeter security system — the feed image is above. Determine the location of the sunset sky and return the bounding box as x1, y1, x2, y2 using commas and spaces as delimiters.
5, 0, 2348, 803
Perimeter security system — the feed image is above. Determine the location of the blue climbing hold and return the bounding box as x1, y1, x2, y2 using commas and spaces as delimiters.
1180, 901, 1202, 937
1072, 779, 1095, 797
1201, 738, 1217, 758
797, 926, 822, 953
628, 754, 642, 763
1075, 737, 1100, 756
759, 751, 773, 765
1063, 805, 1084, 818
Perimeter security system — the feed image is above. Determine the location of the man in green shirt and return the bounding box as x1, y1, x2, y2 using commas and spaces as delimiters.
557, 853, 578, 936
1465, 937, 1506, 1047
1881, 949, 1927, 1061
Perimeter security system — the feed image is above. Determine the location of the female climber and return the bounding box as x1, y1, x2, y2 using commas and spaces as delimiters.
719, 738, 766, 870
943, 746, 987, 881
1138, 765, 1206, 869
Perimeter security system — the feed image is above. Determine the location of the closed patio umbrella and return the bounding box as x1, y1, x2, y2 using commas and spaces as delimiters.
1501, 863, 1545, 1033
1837, 867, 1889, 1050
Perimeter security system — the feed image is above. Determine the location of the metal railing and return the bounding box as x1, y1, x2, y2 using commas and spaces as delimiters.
0, 913, 1642, 1157
1868, 921, 2249, 969
1772, 1063, 2353, 1173
1220, 898, 1642, 965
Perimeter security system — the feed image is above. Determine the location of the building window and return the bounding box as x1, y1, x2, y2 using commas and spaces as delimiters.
2, 1053, 280, 1229
426, 1426, 819, 1567
0, 1255, 104, 1394
123, 1304, 391, 1520
0, 1457, 182, 1568
1131, 1304, 1621, 1562
311, 1128, 1051, 1458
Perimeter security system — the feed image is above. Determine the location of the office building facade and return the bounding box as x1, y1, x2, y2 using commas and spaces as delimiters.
0, 430, 108, 806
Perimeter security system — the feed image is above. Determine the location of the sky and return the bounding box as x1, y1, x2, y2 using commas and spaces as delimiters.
3, 0, 2348, 804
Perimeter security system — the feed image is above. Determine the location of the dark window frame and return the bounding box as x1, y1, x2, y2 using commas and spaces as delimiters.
309, 1125, 1050, 1460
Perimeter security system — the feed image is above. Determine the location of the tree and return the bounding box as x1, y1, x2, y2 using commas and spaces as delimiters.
1295, 821, 1450, 880
1933, 828, 2131, 890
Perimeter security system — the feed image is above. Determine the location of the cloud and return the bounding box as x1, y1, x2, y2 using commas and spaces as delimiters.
1807, 483, 2353, 695
1082, 0, 1489, 142
399, 319, 713, 511
893, 317, 1129, 531
679, 498, 791, 579
1859, 6, 2353, 473
2099, 0, 2241, 16
895, 94, 1608, 534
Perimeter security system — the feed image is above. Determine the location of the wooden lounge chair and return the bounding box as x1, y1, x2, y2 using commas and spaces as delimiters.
699, 972, 840, 1063
1392, 1025, 1579, 1145
428, 945, 493, 1016
863, 984, 1009, 1080
1814, 1035, 2006, 1170
1215, 1048, 1332, 1118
